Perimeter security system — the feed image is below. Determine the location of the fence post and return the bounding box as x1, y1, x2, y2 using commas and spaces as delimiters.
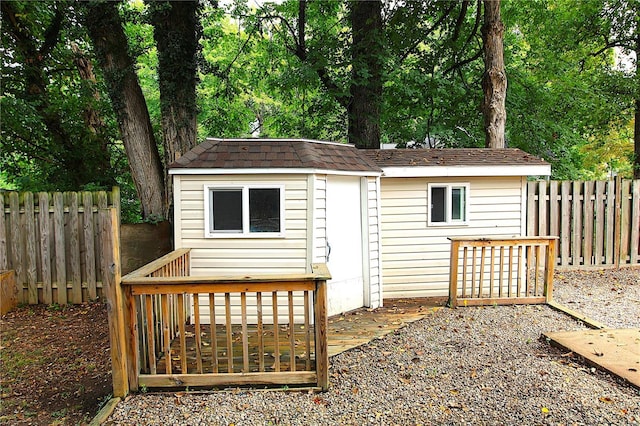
448, 239, 461, 308
544, 238, 557, 303
314, 277, 329, 391
100, 208, 129, 397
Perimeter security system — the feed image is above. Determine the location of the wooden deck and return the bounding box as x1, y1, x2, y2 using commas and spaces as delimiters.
153, 298, 446, 377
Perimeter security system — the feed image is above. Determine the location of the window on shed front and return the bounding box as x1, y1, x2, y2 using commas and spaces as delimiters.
207, 185, 284, 237
428, 183, 469, 226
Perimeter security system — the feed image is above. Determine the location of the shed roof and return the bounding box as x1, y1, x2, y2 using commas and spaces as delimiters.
169, 138, 382, 174
361, 148, 551, 177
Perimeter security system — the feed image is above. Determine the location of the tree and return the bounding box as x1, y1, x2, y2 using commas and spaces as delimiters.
349, 0, 383, 149
481, 0, 506, 148
1, 1, 115, 190
84, 1, 166, 219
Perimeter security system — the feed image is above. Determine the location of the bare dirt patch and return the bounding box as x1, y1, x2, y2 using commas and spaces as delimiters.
1, 303, 111, 425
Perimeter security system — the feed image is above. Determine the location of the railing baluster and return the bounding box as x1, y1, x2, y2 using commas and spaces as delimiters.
161, 294, 171, 375
241, 292, 249, 373
478, 246, 486, 298
508, 246, 514, 298
209, 293, 218, 373
288, 291, 296, 372
225, 293, 233, 373
304, 290, 311, 371
498, 246, 505, 298
177, 294, 187, 374
193, 294, 203, 374
272, 292, 280, 372
146, 294, 156, 375
535, 244, 542, 296
489, 246, 495, 298
471, 247, 477, 298
517, 245, 524, 297
257, 292, 264, 372
461, 246, 468, 298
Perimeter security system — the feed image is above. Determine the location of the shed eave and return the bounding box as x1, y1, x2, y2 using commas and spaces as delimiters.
168, 167, 382, 177
380, 164, 551, 178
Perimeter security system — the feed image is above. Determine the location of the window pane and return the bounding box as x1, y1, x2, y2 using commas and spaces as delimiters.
249, 188, 280, 232
212, 190, 242, 231
451, 187, 466, 221
431, 187, 446, 223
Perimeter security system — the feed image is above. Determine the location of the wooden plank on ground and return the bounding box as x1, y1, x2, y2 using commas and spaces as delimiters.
139, 371, 318, 388
543, 329, 640, 390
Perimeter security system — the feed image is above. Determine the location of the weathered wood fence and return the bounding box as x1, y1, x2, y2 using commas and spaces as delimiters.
448, 237, 557, 307
0, 188, 120, 304
527, 179, 640, 268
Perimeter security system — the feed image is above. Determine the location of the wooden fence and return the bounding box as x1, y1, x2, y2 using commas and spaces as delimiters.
448, 237, 557, 308
527, 179, 640, 268
0, 188, 120, 304
109, 241, 331, 396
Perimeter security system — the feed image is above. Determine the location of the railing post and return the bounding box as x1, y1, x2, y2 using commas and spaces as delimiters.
544, 238, 557, 303
448, 239, 461, 308
100, 208, 129, 397
314, 278, 329, 391
125, 284, 139, 392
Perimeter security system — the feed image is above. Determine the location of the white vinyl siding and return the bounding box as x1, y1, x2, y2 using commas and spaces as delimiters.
175, 174, 309, 276
379, 176, 525, 299
364, 176, 383, 308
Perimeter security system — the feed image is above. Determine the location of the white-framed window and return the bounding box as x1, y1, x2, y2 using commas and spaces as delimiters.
428, 183, 470, 226
204, 184, 285, 238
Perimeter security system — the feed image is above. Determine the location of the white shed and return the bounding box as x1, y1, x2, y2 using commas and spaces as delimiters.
169, 138, 383, 318
361, 148, 551, 299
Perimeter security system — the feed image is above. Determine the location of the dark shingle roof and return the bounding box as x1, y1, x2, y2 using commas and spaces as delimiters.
360, 148, 549, 167
169, 138, 382, 173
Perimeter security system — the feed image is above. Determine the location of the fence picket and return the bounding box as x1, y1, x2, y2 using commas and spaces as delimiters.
560, 181, 571, 265
9, 193, 24, 303
619, 180, 632, 264
583, 181, 594, 266
594, 181, 605, 266
23, 192, 38, 304
69, 192, 82, 303
83, 192, 97, 300
38, 193, 52, 304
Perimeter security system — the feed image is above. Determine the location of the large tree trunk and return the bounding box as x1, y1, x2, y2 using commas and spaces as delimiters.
349, 0, 383, 149
148, 1, 199, 164
148, 1, 199, 213
481, 0, 507, 149
85, 1, 166, 219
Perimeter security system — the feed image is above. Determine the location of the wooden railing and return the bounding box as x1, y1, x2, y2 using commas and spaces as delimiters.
114, 248, 331, 394
448, 237, 557, 308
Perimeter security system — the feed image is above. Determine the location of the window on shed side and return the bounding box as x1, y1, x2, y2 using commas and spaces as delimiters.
428, 183, 469, 225
207, 185, 284, 237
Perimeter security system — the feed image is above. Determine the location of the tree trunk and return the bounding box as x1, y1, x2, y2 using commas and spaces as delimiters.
349, 0, 383, 149
148, 1, 199, 213
85, 1, 166, 219
481, 0, 507, 149
148, 1, 199, 164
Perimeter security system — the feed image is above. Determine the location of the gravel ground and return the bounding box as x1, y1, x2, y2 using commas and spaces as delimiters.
106, 269, 640, 425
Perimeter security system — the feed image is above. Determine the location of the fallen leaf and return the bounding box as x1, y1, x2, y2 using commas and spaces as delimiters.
599, 396, 614, 403
541, 407, 549, 414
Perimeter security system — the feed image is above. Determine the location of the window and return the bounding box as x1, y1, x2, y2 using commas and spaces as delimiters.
205, 185, 284, 237
428, 183, 469, 226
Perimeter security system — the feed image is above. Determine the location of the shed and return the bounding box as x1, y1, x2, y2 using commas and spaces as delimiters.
169, 138, 383, 318
361, 148, 551, 299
